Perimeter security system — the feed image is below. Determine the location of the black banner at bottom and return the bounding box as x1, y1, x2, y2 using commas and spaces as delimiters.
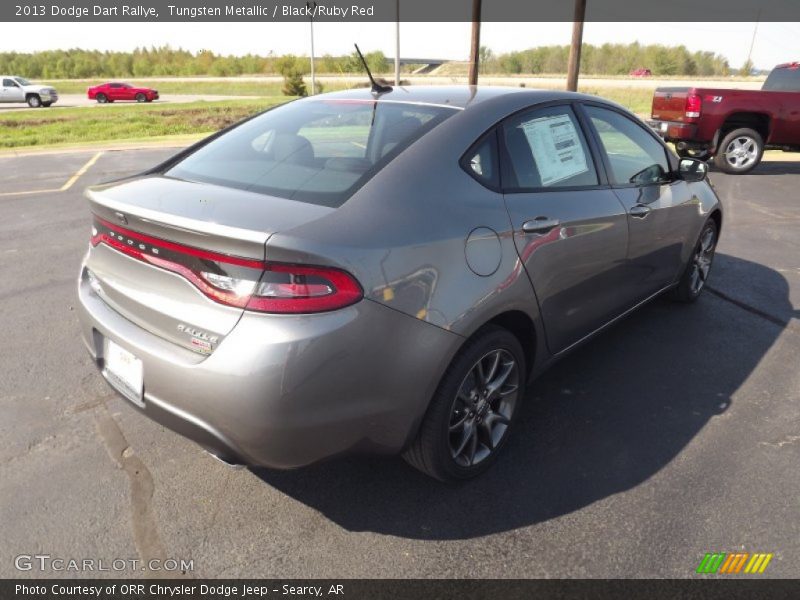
2, 579, 800, 600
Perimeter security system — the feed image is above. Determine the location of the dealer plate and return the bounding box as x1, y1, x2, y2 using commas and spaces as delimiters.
103, 338, 144, 407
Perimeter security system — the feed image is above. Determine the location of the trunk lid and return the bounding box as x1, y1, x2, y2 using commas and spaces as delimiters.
85, 175, 333, 354
651, 87, 691, 122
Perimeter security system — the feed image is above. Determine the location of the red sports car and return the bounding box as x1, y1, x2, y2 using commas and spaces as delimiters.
87, 82, 159, 103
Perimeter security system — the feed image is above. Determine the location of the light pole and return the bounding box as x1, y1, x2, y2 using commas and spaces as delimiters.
395, 0, 400, 85
307, 1, 317, 94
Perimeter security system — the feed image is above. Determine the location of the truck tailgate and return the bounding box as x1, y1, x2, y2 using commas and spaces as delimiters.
651, 87, 690, 122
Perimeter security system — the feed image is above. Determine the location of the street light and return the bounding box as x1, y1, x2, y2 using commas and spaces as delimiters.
307, 1, 317, 94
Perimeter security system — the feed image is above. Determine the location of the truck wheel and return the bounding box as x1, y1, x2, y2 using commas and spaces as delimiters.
96, 93, 108, 104
714, 128, 763, 174
135, 93, 146, 103
27, 95, 41, 108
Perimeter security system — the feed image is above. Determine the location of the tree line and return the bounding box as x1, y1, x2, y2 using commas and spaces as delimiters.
0, 42, 732, 79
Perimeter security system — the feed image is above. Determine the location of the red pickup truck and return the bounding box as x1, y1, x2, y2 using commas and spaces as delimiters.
649, 62, 800, 174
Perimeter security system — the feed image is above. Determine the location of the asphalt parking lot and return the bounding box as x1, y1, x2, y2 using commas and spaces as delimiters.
0, 147, 798, 578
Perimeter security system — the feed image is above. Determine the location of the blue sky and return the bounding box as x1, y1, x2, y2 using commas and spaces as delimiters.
4, 21, 798, 70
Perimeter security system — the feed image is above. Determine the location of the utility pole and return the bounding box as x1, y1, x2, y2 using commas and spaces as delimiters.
468, 0, 482, 85
745, 9, 761, 74
307, 1, 317, 94
566, 0, 586, 92
395, 0, 400, 85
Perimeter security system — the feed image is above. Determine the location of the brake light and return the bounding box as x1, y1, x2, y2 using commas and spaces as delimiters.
90, 216, 362, 314
685, 92, 702, 119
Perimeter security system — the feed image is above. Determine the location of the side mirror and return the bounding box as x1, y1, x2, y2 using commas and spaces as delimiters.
678, 158, 708, 182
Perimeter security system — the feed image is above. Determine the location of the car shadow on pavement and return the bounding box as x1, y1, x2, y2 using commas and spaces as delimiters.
253, 254, 792, 540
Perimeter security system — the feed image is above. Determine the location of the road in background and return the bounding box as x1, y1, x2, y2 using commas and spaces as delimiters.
0, 94, 253, 112
0, 148, 797, 578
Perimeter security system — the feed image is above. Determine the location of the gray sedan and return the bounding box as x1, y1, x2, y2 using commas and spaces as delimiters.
77, 86, 722, 481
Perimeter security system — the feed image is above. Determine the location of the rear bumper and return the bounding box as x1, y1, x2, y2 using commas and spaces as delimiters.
647, 119, 699, 142
77, 262, 461, 468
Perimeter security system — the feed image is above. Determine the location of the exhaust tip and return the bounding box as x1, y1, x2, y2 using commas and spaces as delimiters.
204, 450, 245, 469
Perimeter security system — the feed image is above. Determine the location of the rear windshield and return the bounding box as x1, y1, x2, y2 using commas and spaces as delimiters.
762, 66, 800, 91
167, 98, 456, 207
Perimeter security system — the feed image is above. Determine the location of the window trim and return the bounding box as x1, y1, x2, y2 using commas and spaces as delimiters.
459, 127, 502, 192
497, 101, 610, 195
578, 101, 677, 189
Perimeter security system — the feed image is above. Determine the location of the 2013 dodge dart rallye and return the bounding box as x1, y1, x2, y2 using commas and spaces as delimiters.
649, 62, 800, 174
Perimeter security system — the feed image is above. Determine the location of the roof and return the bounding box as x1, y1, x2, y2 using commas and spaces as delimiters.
311, 85, 598, 112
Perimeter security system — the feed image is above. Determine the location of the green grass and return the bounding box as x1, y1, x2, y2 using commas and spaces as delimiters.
42, 79, 355, 96
0, 98, 288, 149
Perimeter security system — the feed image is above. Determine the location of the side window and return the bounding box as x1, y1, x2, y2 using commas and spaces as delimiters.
3, 79, 17, 87
501, 105, 598, 190
110, 83, 121, 88
585, 105, 670, 186
462, 132, 499, 188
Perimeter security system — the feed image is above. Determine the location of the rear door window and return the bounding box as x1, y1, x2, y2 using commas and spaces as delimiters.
167, 99, 456, 207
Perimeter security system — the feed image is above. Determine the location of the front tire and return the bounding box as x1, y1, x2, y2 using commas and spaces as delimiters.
403, 325, 526, 481
714, 128, 763, 174
135, 93, 146, 103
27, 95, 41, 108
670, 218, 718, 303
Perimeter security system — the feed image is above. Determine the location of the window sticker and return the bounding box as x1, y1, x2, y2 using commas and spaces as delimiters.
520, 114, 589, 186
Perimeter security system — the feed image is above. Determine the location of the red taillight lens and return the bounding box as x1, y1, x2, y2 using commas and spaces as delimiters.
90, 216, 362, 314
685, 92, 702, 119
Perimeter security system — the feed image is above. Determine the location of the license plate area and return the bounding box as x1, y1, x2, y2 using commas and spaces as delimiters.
103, 338, 144, 408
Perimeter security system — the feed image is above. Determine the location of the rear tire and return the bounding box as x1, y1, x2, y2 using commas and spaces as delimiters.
96, 93, 108, 104
135, 93, 146, 103
670, 218, 718, 303
27, 95, 41, 108
714, 128, 763, 174
403, 325, 526, 481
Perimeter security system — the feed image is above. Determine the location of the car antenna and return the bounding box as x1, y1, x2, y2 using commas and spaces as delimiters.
354, 43, 392, 94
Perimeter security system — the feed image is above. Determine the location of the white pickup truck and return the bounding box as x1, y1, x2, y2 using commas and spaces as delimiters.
0, 76, 58, 108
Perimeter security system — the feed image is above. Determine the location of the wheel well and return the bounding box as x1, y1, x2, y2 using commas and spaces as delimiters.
25, 92, 39, 99
485, 310, 536, 373
720, 112, 770, 143
709, 209, 722, 234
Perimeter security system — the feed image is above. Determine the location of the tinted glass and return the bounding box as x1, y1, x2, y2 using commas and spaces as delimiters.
3, 79, 16, 87
464, 133, 499, 188
502, 105, 598, 189
167, 99, 455, 207
763, 66, 800, 91
586, 106, 670, 186
14, 77, 30, 85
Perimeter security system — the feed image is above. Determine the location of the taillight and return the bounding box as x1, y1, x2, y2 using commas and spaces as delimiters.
90, 216, 362, 314
685, 92, 702, 119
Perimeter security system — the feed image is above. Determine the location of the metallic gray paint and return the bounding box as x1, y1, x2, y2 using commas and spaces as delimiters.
77, 86, 722, 467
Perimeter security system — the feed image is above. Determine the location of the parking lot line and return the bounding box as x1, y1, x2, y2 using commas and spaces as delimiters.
60, 151, 104, 191
0, 151, 103, 197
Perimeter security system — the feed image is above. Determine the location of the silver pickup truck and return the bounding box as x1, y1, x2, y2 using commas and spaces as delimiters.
0, 76, 58, 107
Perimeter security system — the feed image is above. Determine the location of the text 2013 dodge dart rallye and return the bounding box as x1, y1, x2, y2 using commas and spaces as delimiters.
649, 62, 800, 174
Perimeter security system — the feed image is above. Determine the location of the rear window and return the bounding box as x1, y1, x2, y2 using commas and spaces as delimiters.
763, 66, 800, 91
167, 98, 456, 207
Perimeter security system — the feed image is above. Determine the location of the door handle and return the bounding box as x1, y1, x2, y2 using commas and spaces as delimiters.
522, 217, 560, 234
629, 204, 651, 218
